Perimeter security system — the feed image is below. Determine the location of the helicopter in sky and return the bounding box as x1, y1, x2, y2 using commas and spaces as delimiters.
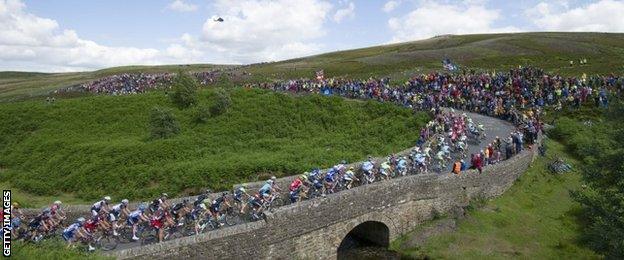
213, 17, 224, 22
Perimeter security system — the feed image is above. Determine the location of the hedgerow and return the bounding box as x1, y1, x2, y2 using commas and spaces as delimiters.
0, 88, 428, 200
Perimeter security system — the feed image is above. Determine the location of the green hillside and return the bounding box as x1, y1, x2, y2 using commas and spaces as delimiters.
2, 32, 624, 101
0, 88, 428, 201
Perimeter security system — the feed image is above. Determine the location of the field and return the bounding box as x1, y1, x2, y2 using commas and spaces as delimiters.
393, 139, 601, 259
2, 32, 624, 101
0, 87, 428, 202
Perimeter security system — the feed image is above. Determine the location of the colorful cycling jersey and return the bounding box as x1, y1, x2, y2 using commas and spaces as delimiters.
361, 161, 374, 172
128, 209, 142, 219
289, 190, 301, 203
84, 218, 98, 233
91, 200, 106, 211
289, 179, 302, 192
414, 154, 426, 164
441, 145, 450, 154
62, 223, 81, 240
381, 162, 391, 170
50, 204, 60, 215
110, 203, 125, 215
325, 169, 338, 182
211, 197, 225, 210
309, 169, 322, 180
343, 170, 355, 181
259, 183, 272, 195
397, 159, 407, 169
234, 187, 246, 198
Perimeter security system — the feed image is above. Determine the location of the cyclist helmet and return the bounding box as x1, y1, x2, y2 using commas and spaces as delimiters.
221, 192, 228, 197
121, 199, 129, 205
183, 198, 189, 204
77, 217, 86, 224
54, 200, 62, 205
43, 208, 51, 214
205, 189, 212, 194
161, 193, 168, 198
138, 204, 147, 212
12, 202, 19, 208
103, 196, 111, 201
341, 160, 347, 164
300, 174, 308, 181
349, 166, 354, 170
270, 176, 277, 181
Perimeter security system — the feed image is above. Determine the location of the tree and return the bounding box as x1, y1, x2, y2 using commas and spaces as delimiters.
572, 101, 624, 259
169, 71, 198, 109
149, 106, 180, 139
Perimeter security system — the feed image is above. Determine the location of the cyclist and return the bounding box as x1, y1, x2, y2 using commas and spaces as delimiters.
379, 160, 392, 180
171, 199, 192, 225
91, 196, 112, 217
109, 199, 130, 236
247, 193, 264, 220
62, 217, 91, 250
396, 156, 408, 176
259, 176, 280, 200
233, 185, 250, 213
28, 208, 51, 241
149, 208, 169, 243
49, 200, 66, 226
289, 175, 308, 203
361, 157, 375, 183
343, 167, 359, 189
127, 204, 149, 241
324, 168, 339, 193
149, 193, 170, 212
413, 149, 427, 173
9, 202, 24, 238
209, 193, 231, 225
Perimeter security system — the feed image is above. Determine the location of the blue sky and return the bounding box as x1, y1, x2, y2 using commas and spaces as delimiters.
1, 0, 623, 72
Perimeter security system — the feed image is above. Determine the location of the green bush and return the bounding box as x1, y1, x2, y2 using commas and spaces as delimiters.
193, 104, 211, 124
169, 71, 198, 109
209, 88, 231, 116
149, 106, 180, 139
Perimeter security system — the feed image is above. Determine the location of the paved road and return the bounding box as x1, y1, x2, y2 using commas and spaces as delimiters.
439, 109, 516, 172
109, 109, 516, 252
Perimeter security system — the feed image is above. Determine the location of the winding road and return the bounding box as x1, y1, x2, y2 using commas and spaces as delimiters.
108, 109, 516, 252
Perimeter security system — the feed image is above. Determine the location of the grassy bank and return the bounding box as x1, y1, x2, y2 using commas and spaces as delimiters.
393, 139, 600, 259
11, 239, 111, 260
2, 32, 624, 101
0, 88, 428, 201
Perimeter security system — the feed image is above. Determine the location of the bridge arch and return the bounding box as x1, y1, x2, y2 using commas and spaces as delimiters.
337, 220, 390, 257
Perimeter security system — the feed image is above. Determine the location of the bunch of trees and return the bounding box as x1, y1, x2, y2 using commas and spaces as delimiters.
552, 101, 624, 258
150, 71, 231, 139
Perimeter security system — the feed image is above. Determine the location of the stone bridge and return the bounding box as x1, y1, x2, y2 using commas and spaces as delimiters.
107, 138, 539, 259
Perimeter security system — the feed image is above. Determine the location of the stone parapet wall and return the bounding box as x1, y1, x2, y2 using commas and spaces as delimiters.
108, 136, 539, 259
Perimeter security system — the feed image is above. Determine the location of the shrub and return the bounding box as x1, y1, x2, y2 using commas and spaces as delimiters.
193, 104, 211, 124
209, 89, 231, 116
169, 71, 198, 109
149, 106, 180, 139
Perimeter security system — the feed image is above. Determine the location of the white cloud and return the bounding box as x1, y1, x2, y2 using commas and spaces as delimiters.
382, 0, 401, 13
0, 0, 205, 72
527, 0, 624, 32
387, 1, 519, 43
333, 1, 355, 23
167, 0, 197, 12
194, 0, 333, 63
